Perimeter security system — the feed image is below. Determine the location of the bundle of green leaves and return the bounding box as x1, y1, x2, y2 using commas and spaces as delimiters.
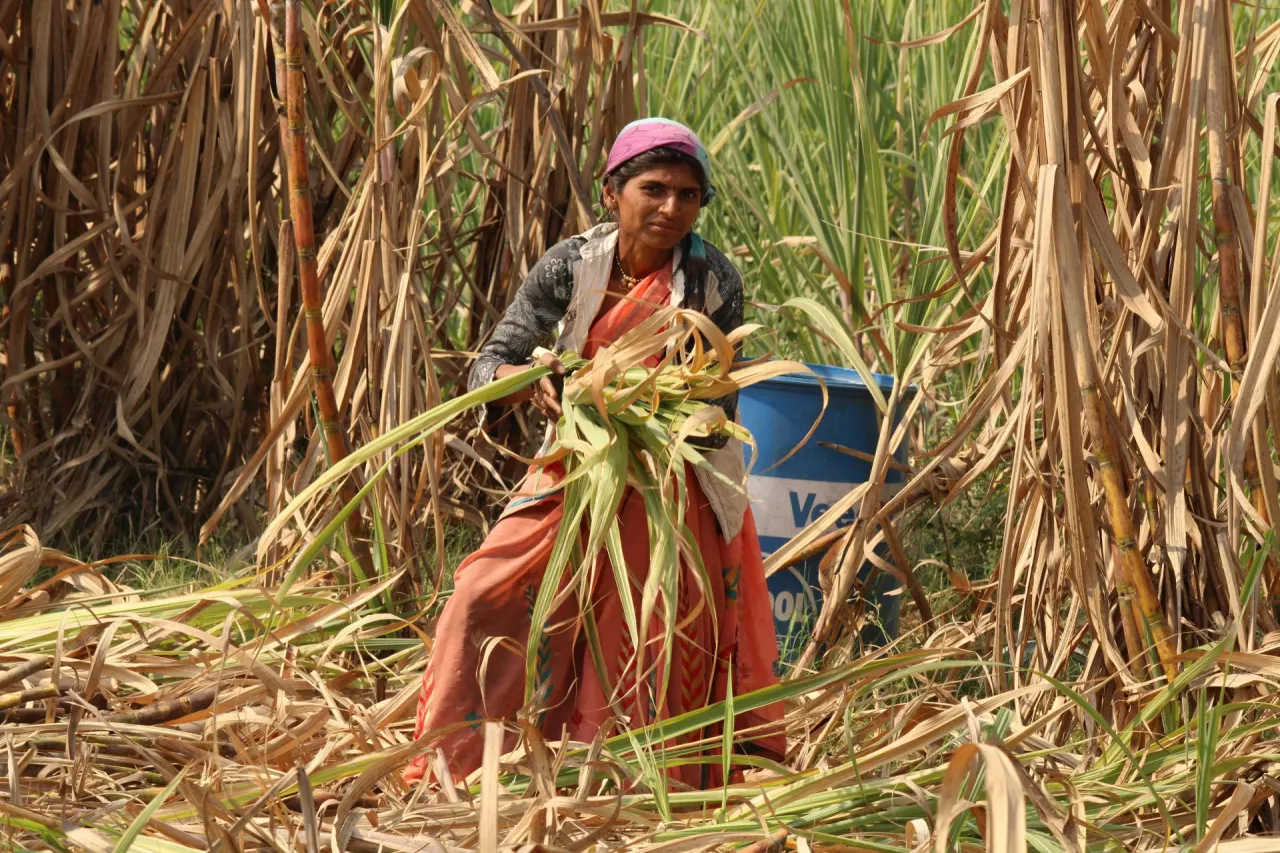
522, 307, 810, 711
274, 306, 811, 713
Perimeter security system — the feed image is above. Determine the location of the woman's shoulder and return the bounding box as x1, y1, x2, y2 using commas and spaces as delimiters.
700, 239, 743, 290
695, 238, 744, 321
536, 234, 589, 270
522, 234, 590, 300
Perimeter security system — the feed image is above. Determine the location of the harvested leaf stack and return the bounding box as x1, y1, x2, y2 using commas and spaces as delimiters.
521, 307, 809, 708
277, 305, 809, 708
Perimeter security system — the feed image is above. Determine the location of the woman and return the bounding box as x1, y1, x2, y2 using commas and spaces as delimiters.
405, 119, 783, 788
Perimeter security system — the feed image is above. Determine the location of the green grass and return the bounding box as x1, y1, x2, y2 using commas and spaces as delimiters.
20, 535, 240, 594
107, 548, 232, 591
72, 522, 485, 614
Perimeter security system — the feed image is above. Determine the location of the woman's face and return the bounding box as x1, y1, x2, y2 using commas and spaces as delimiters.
605, 162, 703, 251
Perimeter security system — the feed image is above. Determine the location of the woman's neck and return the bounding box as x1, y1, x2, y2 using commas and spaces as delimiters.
615, 231, 674, 278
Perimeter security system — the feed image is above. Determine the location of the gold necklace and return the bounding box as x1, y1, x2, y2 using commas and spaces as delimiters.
615, 254, 641, 290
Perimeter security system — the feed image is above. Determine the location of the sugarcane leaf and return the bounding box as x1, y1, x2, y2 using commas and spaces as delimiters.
781, 297, 887, 412
578, 409, 630, 569
603, 519, 641, 714
111, 767, 187, 853
1118, 631, 1238, 747
267, 366, 547, 549
1033, 671, 1183, 841
524, 410, 589, 706
721, 666, 735, 811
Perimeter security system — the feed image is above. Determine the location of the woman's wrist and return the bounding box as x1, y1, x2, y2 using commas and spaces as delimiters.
492, 362, 534, 405
494, 363, 527, 380
490, 354, 564, 418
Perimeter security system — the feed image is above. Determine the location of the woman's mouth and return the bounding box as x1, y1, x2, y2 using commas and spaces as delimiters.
649, 220, 682, 235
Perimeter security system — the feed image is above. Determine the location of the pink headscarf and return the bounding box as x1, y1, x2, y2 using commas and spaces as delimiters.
605, 118, 715, 203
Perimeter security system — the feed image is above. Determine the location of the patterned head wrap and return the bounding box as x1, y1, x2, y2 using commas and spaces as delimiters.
604, 117, 716, 204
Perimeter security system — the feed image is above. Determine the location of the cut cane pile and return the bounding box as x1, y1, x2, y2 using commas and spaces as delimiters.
5, 525, 1280, 852
4, 318, 1280, 852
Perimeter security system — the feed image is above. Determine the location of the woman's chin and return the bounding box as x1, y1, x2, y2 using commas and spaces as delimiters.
638, 227, 687, 249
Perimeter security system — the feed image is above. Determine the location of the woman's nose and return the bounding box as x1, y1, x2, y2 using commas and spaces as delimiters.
660, 192, 681, 215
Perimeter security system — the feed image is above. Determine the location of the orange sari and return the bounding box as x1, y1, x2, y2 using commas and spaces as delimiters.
404, 263, 784, 788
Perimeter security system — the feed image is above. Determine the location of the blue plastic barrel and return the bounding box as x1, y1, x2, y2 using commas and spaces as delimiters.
738, 364, 910, 664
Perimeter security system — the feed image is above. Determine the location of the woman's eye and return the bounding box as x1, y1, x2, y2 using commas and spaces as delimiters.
681, 190, 699, 200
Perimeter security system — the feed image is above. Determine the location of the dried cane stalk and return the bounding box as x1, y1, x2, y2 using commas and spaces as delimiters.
279, 0, 373, 581
1206, 10, 1278, 597
0, 655, 50, 690
105, 686, 218, 726
0, 683, 59, 710
1036, 0, 1179, 684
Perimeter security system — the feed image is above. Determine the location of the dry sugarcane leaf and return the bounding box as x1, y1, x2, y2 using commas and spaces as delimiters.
927, 67, 1030, 130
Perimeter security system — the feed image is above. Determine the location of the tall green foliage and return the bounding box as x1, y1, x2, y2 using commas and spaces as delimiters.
642, 0, 1003, 379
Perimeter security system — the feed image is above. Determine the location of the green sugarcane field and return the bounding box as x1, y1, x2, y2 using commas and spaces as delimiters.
3, 1, 1280, 851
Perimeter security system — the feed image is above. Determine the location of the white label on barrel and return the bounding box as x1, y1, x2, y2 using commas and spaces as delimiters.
747, 476, 861, 540
768, 570, 819, 624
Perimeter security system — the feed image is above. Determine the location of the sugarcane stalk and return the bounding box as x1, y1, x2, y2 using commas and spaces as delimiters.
105, 686, 217, 726
1206, 15, 1279, 599
2, 707, 57, 724
1037, 0, 1179, 685
1082, 387, 1180, 684
29, 736, 160, 758
279, 0, 373, 581
741, 829, 789, 853
1111, 551, 1148, 674
27, 734, 233, 758
0, 683, 58, 710
0, 655, 50, 690
0, 799, 59, 831
1210, 177, 1247, 368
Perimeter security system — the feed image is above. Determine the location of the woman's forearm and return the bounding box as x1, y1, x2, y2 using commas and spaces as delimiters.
490, 355, 564, 418
491, 362, 536, 407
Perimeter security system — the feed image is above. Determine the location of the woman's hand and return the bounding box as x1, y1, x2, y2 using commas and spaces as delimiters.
527, 352, 565, 419
494, 353, 565, 419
